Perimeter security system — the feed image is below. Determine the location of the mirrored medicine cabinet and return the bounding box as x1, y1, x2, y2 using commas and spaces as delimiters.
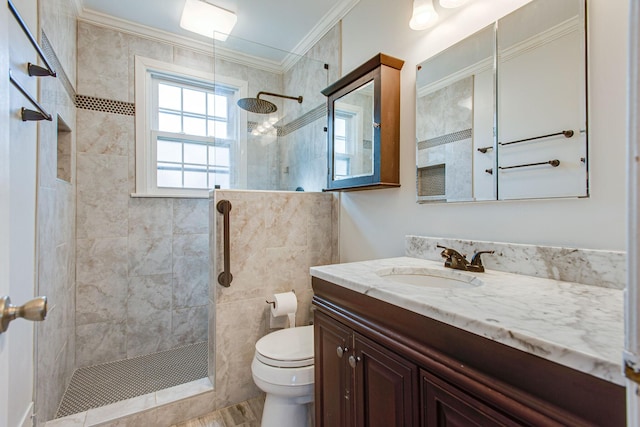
415, 0, 587, 203
323, 53, 404, 191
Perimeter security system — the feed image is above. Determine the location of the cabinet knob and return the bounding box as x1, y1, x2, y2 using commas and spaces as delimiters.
336, 345, 348, 358
348, 355, 361, 368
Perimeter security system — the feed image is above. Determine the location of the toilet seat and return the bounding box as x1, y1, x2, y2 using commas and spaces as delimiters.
255, 325, 314, 368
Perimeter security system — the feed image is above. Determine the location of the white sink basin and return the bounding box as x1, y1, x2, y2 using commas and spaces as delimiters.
375, 267, 482, 289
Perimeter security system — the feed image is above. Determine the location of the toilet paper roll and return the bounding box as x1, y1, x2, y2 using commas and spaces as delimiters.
270, 291, 297, 328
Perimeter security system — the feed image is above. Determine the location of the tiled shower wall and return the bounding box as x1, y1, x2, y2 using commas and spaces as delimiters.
279, 25, 341, 192
75, 22, 217, 367
210, 190, 339, 408
35, 0, 78, 424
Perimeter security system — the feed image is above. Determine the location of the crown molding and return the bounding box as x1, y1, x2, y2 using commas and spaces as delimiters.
281, 0, 359, 72
78, 0, 357, 74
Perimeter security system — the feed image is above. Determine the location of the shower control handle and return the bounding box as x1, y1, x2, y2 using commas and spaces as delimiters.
0, 295, 48, 333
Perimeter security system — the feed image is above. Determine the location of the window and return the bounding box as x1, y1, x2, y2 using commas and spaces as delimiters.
333, 108, 362, 180
334, 114, 351, 178
134, 56, 247, 197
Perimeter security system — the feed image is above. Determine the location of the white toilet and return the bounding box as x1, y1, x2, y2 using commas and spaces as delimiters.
251, 325, 314, 427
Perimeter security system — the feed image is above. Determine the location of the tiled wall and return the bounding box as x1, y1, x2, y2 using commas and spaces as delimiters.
75, 22, 213, 367
209, 190, 339, 407
416, 76, 473, 200
280, 25, 341, 192
35, 0, 78, 424
212, 47, 287, 191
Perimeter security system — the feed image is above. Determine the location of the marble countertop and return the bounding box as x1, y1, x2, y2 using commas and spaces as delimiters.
310, 257, 624, 386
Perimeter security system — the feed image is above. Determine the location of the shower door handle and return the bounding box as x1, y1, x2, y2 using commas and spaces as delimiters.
217, 199, 233, 287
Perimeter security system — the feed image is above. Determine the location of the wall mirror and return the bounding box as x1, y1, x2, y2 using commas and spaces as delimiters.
324, 53, 404, 191
415, 0, 587, 202
333, 80, 375, 181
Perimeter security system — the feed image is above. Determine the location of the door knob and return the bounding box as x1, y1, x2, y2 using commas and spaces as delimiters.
0, 296, 48, 333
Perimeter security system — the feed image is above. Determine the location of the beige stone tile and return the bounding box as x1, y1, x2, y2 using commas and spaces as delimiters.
125, 308, 173, 357
77, 109, 133, 155
172, 306, 208, 347
76, 278, 128, 325
75, 321, 126, 367
173, 234, 208, 309
127, 236, 172, 277
174, 199, 209, 235
76, 153, 129, 196
128, 198, 173, 239
76, 237, 128, 284
77, 22, 129, 101
126, 35, 173, 102
264, 192, 308, 248
76, 190, 129, 239
173, 47, 214, 73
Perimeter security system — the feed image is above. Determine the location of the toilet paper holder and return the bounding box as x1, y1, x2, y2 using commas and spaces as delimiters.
266, 289, 295, 307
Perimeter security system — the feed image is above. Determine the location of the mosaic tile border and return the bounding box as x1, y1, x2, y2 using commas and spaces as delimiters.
247, 103, 326, 137
418, 128, 473, 150
76, 94, 135, 116
41, 31, 76, 102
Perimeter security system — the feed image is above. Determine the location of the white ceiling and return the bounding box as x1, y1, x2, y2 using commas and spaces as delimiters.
79, 0, 358, 65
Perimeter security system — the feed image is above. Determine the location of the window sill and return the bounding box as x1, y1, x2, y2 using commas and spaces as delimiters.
130, 192, 211, 199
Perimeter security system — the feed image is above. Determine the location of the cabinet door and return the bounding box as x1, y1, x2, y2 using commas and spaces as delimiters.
354, 334, 418, 427
421, 369, 524, 427
315, 312, 354, 427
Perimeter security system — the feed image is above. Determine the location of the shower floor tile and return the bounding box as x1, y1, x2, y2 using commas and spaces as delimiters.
55, 341, 208, 418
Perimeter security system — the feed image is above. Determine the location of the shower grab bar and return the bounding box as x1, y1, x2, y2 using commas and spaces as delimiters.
9, 69, 52, 121
217, 200, 233, 287
499, 159, 560, 170
499, 130, 574, 146
7, 0, 57, 78
7, 0, 57, 77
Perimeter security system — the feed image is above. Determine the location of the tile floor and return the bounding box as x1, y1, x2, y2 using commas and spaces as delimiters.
172, 395, 265, 427
56, 342, 208, 418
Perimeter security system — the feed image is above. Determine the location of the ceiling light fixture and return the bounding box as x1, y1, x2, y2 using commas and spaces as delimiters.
409, 0, 439, 31
180, 0, 237, 41
439, 0, 470, 8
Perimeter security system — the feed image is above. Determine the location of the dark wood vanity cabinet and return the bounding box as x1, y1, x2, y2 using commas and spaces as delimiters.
312, 277, 626, 427
315, 312, 418, 427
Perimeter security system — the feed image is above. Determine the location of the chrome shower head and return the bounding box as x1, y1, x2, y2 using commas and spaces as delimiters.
237, 91, 303, 114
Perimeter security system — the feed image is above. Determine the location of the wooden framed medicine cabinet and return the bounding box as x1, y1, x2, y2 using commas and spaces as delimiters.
322, 53, 404, 191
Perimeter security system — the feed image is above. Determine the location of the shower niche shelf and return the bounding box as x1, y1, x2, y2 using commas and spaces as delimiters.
322, 53, 404, 191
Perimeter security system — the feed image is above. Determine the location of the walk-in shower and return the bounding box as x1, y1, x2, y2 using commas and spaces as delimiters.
48, 30, 333, 425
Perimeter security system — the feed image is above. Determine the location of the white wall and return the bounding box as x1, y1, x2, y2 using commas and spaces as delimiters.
339, 0, 628, 261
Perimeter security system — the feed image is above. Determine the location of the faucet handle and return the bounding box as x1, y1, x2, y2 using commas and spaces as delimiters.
470, 250, 495, 270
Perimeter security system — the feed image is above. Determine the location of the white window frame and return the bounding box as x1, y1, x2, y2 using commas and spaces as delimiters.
133, 56, 248, 198
333, 102, 363, 179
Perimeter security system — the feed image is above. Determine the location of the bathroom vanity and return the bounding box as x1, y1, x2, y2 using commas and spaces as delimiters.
311, 258, 625, 426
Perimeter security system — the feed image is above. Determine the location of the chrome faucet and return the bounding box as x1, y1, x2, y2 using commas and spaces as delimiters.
436, 244, 495, 273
